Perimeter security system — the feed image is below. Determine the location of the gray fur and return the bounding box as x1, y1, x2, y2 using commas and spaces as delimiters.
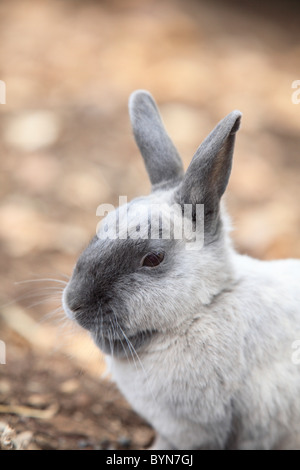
63, 91, 300, 450
179, 110, 241, 238
129, 90, 184, 188
64, 229, 178, 357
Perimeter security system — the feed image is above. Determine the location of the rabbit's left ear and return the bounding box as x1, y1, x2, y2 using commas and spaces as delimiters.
129, 90, 184, 188
180, 110, 242, 235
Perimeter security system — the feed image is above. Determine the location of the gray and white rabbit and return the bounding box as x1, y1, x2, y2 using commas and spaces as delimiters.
62, 90, 300, 450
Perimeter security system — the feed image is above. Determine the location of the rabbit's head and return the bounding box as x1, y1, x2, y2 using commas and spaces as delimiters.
63, 91, 241, 357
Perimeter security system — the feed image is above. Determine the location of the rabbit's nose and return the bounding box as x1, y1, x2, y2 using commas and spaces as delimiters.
69, 302, 82, 314
63, 284, 82, 313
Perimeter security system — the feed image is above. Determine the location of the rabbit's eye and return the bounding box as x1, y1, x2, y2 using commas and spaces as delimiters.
141, 251, 165, 268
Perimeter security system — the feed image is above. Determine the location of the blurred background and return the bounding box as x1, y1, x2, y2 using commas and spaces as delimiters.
0, 0, 299, 450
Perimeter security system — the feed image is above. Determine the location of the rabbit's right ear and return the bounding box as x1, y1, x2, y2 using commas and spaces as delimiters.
129, 90, 184, 188
180, 110, 242, 238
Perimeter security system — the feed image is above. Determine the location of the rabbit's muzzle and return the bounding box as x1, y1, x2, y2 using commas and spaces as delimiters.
62, 279, 156, 358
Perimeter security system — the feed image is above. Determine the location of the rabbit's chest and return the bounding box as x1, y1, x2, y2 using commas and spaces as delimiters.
107, 345, 233, 426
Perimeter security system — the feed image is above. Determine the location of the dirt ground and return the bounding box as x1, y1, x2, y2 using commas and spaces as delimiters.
0, 0, 300, 450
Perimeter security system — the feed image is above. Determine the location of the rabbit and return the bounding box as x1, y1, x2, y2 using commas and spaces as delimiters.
62, 90, 300, 450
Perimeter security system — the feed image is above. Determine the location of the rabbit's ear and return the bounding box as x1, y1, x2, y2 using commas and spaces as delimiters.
129, 90, 184, 188
180, 110, 242, 235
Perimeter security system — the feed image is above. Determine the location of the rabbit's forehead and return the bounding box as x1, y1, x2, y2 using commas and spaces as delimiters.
98, 190, 181, 241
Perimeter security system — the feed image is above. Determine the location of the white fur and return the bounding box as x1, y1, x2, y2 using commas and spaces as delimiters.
64, 91, 300, 449
106, 238, 300, 449
101, 197, 300, 450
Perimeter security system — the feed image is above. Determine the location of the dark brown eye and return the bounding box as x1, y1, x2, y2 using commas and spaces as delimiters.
141, 251, 165, 268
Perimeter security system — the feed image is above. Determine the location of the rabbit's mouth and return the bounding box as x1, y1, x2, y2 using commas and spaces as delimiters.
91, 327, 156, 358
62, 286, 156, 357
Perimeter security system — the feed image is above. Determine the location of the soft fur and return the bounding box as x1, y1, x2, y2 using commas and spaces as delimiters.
63, 90, 300, 449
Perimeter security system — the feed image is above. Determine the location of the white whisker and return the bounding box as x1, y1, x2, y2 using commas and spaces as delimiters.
15, 278, 68, 286
111, 309, 157, 405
